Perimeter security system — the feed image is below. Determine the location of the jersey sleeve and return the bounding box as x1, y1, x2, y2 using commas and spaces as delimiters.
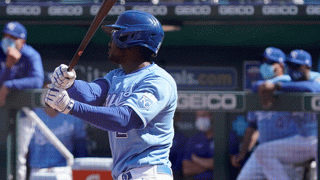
123, 76, 176, 128
280, 81, 320, 93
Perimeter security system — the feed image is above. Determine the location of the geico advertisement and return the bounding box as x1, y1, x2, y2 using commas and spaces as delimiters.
177, 92, 244, 111
303, 95, 320, 111
166, 66, 237, 91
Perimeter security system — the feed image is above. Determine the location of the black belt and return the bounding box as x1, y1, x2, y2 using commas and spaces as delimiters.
120, 165, 172, 180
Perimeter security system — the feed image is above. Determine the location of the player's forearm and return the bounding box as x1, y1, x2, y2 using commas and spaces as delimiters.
239, 127, 257, 154
70, 102, 142, 132
182, 160, 208, 176
194, 157, 214, 169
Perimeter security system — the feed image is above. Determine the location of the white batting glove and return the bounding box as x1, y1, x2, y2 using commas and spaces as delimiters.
45, 87, 75, 114
51, 64, 76, 89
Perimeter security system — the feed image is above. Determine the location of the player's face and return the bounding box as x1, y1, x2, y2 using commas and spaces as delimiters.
108, 41, 125, 64
2, 33, 25, 50
287, 64, 309, 81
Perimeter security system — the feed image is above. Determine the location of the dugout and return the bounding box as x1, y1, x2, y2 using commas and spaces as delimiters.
1, 90, 319, 180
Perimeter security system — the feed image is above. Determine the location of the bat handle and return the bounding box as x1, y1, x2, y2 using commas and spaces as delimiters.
68, 50, 83, 71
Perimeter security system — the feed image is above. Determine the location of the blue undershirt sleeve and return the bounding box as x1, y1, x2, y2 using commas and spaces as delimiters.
70, 102, 143, 133
67, 78, 109, 106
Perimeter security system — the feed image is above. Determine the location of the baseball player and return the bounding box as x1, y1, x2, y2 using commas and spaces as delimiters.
254, 49, 318, 180
236, 47, 301, 180
45, 10, 177, 180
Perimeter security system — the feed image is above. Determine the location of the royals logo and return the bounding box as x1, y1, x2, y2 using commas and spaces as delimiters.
138, 92, 157, 109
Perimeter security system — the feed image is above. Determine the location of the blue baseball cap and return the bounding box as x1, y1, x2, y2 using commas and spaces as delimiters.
262, 47, 286, 64
286, 49, 312, 68
2, 21, 27, 40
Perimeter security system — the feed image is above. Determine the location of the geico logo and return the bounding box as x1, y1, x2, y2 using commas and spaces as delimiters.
175, 5, 211, 15
90, 5, 125, 15
6, 5, 41, 16
311, 96, 320, 111
306, 5, 320, 15
178, 94, 237, 110
48, 6, 83, 16
262, 5, 298, 15
132, 6, 168, 15
218, 5, 254, 15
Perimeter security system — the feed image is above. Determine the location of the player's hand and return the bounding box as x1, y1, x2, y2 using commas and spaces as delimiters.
232, 152, 246, 168
44, 87, 74, 114
51, 64, 76, 89
5, 47, 21, 68
231, 155, 241, 168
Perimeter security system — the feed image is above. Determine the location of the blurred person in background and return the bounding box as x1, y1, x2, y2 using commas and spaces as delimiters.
0, 21, 44, 106
228, 115, 253, 180
0, 21, 44, 180
236, 47, 301, 180
169, 111, 187, 180
182, 110, 214, 180
26, 72, 88, 180
253, 49, 318, 180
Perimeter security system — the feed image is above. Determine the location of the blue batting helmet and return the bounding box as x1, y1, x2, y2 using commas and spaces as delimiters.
101, 10, 164, 56
262, 47, 286, 64
286, 49, 312, 68
2, 21, 27, 40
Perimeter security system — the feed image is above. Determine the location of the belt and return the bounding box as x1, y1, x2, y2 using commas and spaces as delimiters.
120, 165, 172, 180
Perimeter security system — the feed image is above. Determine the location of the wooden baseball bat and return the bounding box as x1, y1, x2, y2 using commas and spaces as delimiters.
68, 0, 117, 71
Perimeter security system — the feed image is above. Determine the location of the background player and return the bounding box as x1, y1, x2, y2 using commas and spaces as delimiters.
182, 110, 215, 180
254, 49, 318, 180
0, 21, 44, 180
26, 72, 88, 180
236, 47, 301, 180
45, 10, 177, 180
